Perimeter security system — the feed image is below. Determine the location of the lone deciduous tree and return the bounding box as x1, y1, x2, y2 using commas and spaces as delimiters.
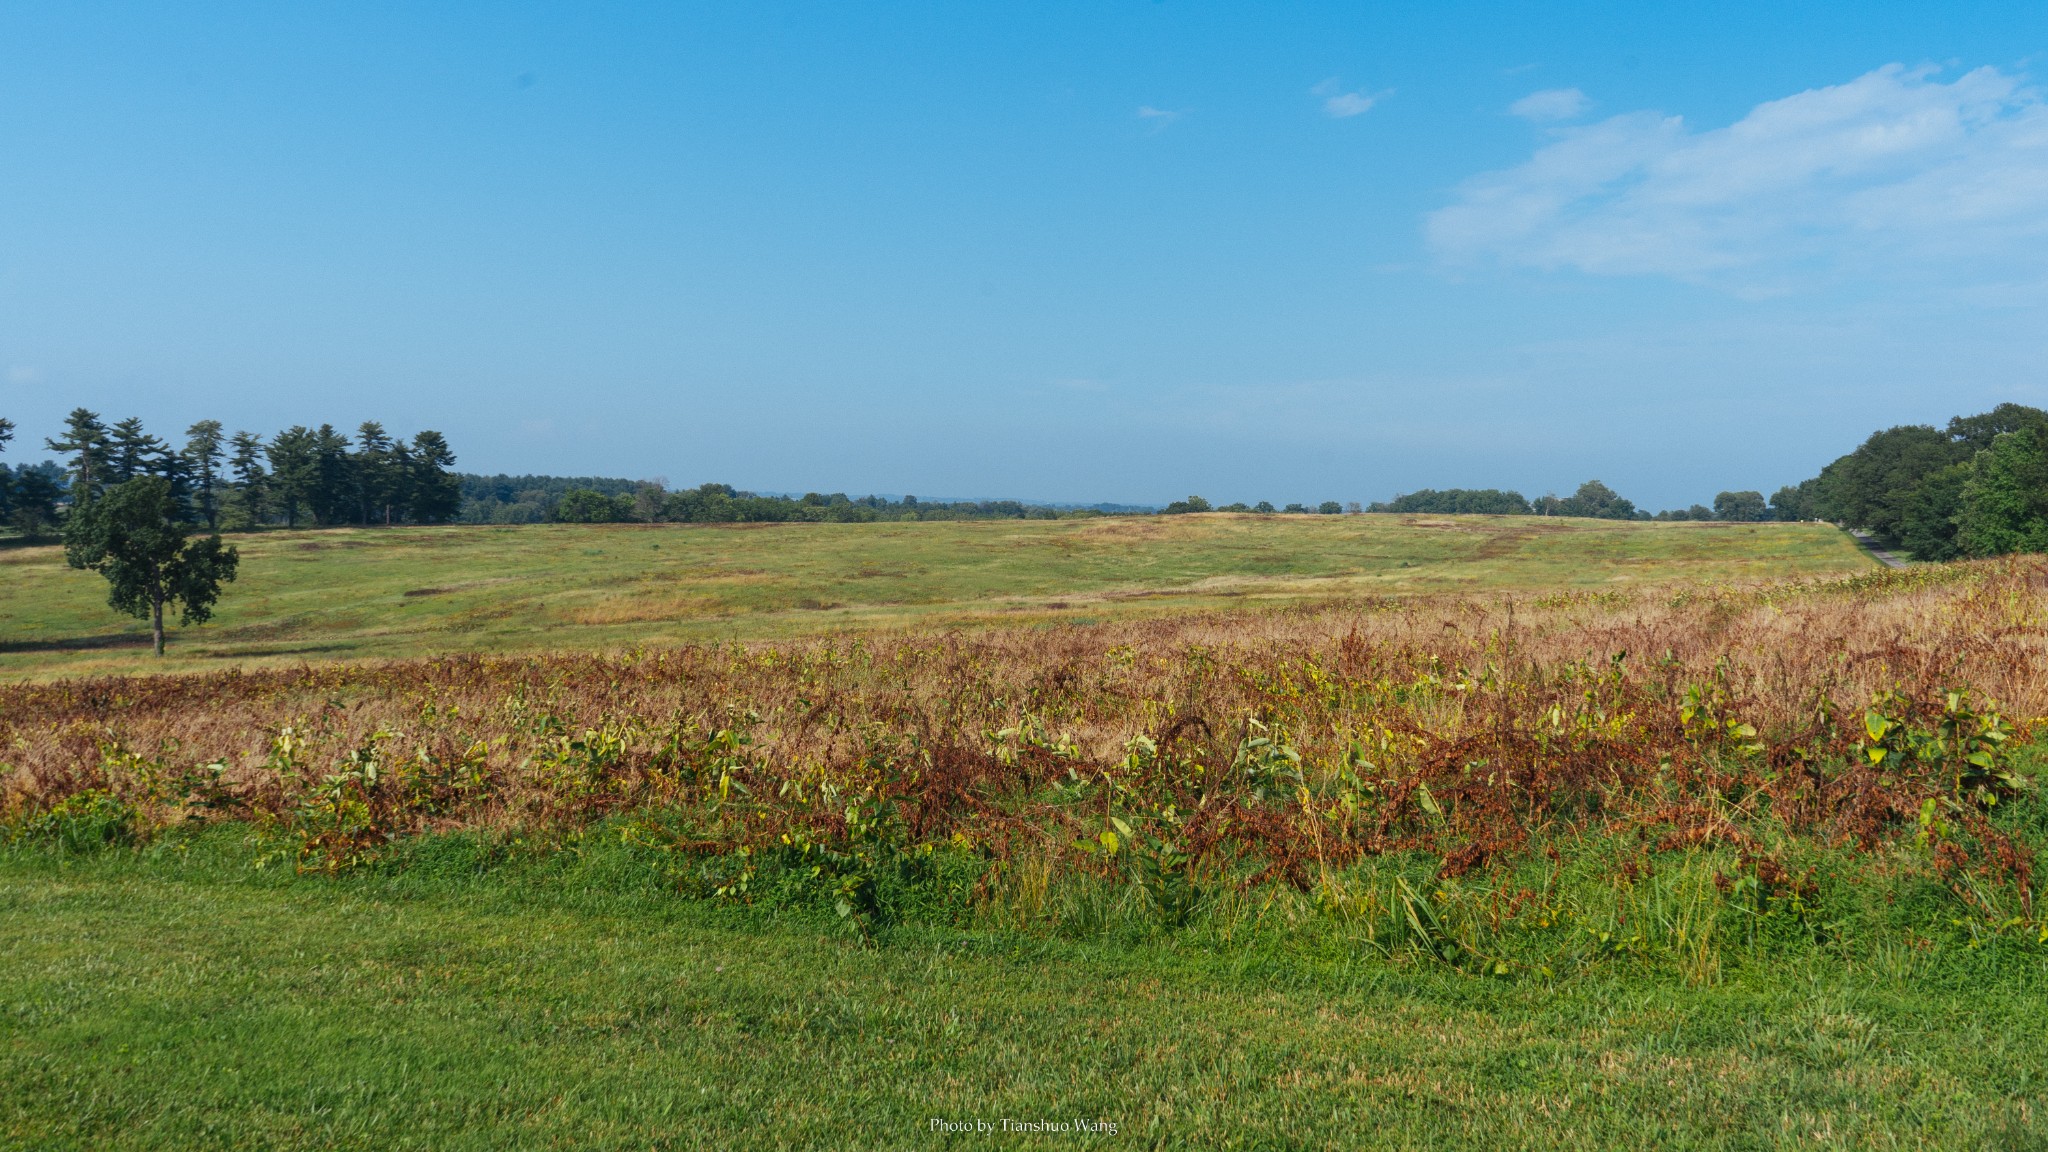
64, 477, 240, 656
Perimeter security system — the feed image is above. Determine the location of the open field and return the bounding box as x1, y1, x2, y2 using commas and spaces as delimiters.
8, 535, 2041, 1149
0, 514, 1872, 678
6, 835, 2047, 1151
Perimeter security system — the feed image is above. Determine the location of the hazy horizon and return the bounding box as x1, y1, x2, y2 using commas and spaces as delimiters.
5, 2, 2046, 508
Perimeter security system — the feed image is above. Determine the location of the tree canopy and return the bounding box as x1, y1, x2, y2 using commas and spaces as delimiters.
1370, 488, 1532, 515
63, 476, 239, 655
1712, 490, 1768, 522
36, 411, 463, 532
0, 418, 62, 538
1534, 481, 1639, 520
1785, 403, 2048, 560
1955, 428, 2048, 558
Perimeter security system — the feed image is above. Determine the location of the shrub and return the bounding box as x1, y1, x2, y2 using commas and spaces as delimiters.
7, 790, 137, 852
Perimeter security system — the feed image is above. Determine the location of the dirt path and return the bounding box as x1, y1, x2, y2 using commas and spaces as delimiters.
1848, 529, 1907, 568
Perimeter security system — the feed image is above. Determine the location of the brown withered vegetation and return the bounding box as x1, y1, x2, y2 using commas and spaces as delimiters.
3, 559, 2043, 898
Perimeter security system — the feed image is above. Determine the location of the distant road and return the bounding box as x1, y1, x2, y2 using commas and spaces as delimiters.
1848, 529, 1908, 569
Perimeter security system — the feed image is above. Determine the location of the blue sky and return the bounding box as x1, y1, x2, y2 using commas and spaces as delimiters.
3, 2, 2046, 508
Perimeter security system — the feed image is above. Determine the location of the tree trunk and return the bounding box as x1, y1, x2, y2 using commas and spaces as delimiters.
151, 589, 165, 656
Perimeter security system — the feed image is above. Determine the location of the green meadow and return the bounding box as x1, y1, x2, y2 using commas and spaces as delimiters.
14, 512, 2022, 1151
5, 829, 2045, 1152
0, 513, 1872, 678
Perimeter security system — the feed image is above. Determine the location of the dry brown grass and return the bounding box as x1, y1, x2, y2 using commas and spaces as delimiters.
4, 559, 2042, 894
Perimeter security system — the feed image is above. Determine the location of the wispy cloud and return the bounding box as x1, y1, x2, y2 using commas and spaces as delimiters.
1429, 65, 2048, 291
1313, 79, 1382, 119
1136, 105, 1182, 127
1509, 87, 1589, 122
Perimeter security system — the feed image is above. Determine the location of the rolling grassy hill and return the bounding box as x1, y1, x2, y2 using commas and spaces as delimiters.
0, 513, 1872, 678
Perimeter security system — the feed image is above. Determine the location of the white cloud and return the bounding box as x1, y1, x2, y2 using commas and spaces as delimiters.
5, 366, 39, 385
1313, 79, 1381, 119
1326, 91, 1376, 118
1509, 87, 1589, 121
1429, 64, 2048, 289
1136, 105, 1182, 126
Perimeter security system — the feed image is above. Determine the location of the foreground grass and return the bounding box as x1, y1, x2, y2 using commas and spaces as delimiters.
0, 514, 1871, 678
4, 834, 2045, 1152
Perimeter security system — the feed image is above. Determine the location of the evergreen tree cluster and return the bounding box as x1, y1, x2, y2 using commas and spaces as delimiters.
0, 417, 66, 536
31, 409, 461, 532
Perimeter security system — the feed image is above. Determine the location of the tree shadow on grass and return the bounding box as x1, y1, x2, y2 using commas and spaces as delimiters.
194, 644, 358, 658
0, 636, 361, 661
0, 633, 153, 654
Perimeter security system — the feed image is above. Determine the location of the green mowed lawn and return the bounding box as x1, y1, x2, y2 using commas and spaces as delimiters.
3, 840, 2042, 1151
0, 514, 1872, 678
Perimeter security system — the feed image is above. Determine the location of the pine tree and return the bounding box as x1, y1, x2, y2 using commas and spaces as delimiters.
107, 417, 171, 484
45, 408, 112, 503
184, 420, 226, 530
265, 427, 319, 528
406, 430, 461, 523
309, 424, 354, 525
226, 431, 268, 529
353, 421, 402, 525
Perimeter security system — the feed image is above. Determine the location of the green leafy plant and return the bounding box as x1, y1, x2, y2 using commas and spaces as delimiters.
290, 731, 396, 871
7, 789, 136, 852
777, 787, 915, 941
1233, 719, 1302, 804
1861, 690, 2024, 806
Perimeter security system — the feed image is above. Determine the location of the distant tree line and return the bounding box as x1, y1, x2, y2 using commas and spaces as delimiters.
21, 409, 461, 533
0, 417, 66, 536
1771, 402, 2048, 560
18, 399, 2041, 565
1160, 496, 1352, 515
1364, 481, 1770, 522
1353, 401, 2048, 561
457, 476, 1119, 524
1372, 488, 1531, 515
